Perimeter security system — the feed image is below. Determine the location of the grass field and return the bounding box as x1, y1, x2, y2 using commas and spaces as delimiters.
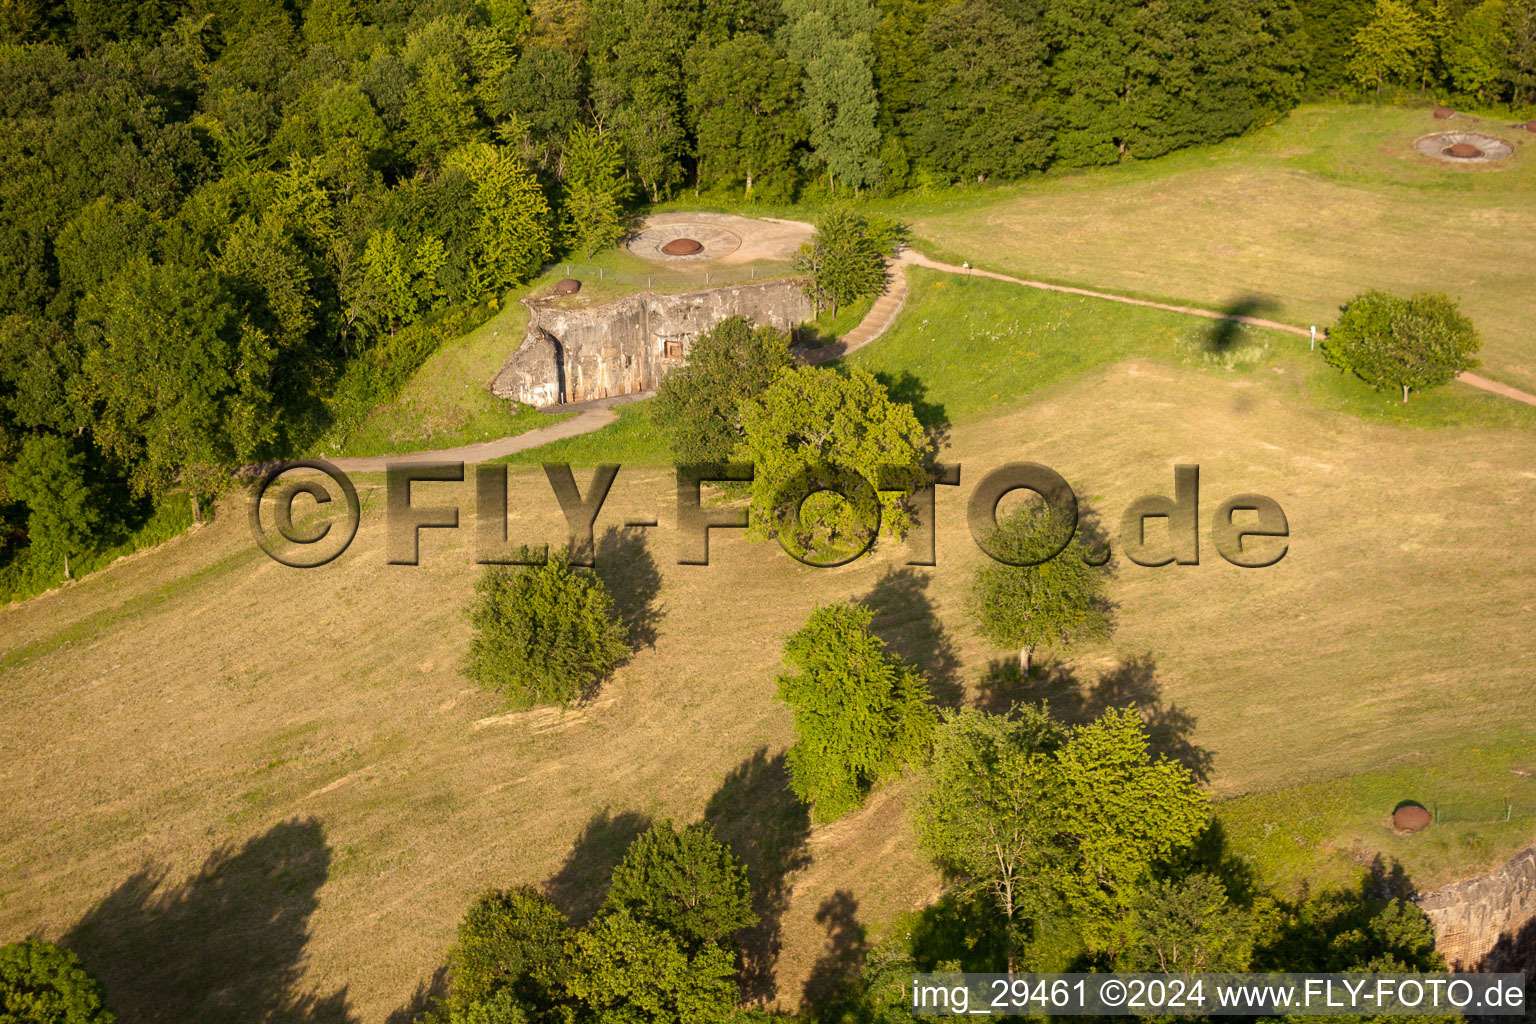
887, 104, 1536, 390
6, 102, 1536, 1023
5, 263, 1536, 1021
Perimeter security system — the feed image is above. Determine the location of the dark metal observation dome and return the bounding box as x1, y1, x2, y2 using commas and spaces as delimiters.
660, 237, 704, 256
1392, 804, 1432, 833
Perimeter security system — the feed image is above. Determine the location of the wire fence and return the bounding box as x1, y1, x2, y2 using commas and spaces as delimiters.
1419, 797, 1536, 826
546, 261, 798, 294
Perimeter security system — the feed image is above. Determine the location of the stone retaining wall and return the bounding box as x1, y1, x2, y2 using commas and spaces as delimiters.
1417, 843, 1536, 972
491, 278, 811, 409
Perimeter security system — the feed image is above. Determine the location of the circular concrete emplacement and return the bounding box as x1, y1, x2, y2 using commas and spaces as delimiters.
1413, 131, 1515, 164
628, 222, 743, 262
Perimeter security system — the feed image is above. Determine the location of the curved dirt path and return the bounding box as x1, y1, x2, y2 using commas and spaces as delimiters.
885, 248, 1536, 408
299, 224, 1536, 475
255, 393, 650, 477
800, 256, 910, 365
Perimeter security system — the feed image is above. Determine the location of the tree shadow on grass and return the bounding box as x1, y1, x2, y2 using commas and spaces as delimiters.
704, 747, 812, 1004
62, 817, 354, 1024
1205, 295, 1280, 353
872, 369, 950, 452
801, 890, 869, 1010
858, 566, 964, 709
595, 526, 664, 649
542, 807, 652, 924
383, 967, 448, 1024
977, 652, 1214, 784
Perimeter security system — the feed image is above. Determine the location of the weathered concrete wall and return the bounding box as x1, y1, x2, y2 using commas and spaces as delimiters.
1417, 843, 1536, 972
491, 278, 811, 408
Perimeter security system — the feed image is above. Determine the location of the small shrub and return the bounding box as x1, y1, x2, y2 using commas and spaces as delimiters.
465, 549, 630, 706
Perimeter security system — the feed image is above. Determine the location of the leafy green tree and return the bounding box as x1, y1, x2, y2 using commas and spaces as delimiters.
352, 229, 452, 334
565, 910, 739, 1024
500, 44, 585, 170
49, 197, 161, 323
6, 434, 98, 579
0, 938, 115, 1023
1121, 874, 1256, 972
1347, 0, 1431, 93
914, 0, 1053, 182
1444, 0, 1510, 98
1505, 0, 1536, 102
465, 549, 631, 706
590, 0, 701, 201
735, 366, 930, 561
603, 821, 757, 947
465, 22, 521, 118
217, 212, 320, 359
915, 705, 1067, 972
1257, 887, 1444, 973
1322, 290, 1480, 402
871, 0, 947, 150
1045, 0, 1148, 165
699, 0, 785, 41
1049, 708, 1210, 957
1048, 0, 1304, 165
1419, 0, 1455, 90
969, 502, 1111, 676
648, 315, 793, 464
403, 55, 482, 164
79, 257, 273, 520
443, 989, 528, 1024
559, 124, 632, 256
412, 236, 450, 311
687, 34, 804, 200
356, 229, 414, 335
448, 143, 554, 300
446, 886, 572, 1015
317, 81, 389, 157
0, 316, 87, 435
776, 602, 937, 821
919, 706, 1209, 967
779, 0, 883, 193
1297, 0, 1378, 92
794, 208, 898, 316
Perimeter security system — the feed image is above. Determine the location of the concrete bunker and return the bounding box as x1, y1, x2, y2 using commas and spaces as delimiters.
490, 278, 812, 409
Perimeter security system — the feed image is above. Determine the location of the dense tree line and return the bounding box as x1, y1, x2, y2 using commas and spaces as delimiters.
1300, 0, 1536, 100
0, 0, 1319, 594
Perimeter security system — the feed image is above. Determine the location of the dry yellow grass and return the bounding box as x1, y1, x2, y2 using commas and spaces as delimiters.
4, 346, 1535, 1020
902, 105, 1536, 389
